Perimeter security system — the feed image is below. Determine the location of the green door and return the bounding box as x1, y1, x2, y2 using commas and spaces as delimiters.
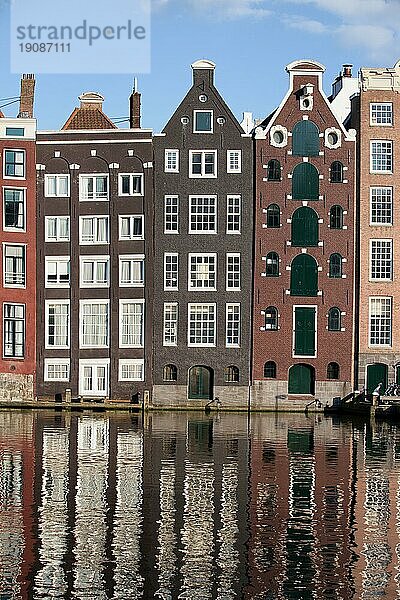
294, 307, 316, 356
366, 363, 388, 394
288, 364, 315, 394
291, 207, 318, 246
290, 255, 318, 296
292, 120, 319, 156
292, 163, 319, 200
188, 366, 213, 400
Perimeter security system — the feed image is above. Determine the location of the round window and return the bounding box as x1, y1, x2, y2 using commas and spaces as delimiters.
327, 131, 338, 146
181, 116, 189, 125
217, 116, 226, 125
302, 98, 311, 108
199, 94, 208, 102
273, 130, 284, 144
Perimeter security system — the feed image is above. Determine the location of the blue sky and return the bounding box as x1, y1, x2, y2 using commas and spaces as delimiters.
0, 0, 399, 131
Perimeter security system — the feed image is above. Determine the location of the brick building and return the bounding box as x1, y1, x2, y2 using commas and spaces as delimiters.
0, 75, 36, 401
152, 60, 253, 408
252, 60, 356, 409
352, 60, 400, 393
35, 86, 153, 401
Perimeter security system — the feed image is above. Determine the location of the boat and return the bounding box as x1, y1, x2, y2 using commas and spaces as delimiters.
324, 390, 372, 416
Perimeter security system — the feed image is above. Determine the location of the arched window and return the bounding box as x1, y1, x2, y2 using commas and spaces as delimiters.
292, 163, 319, 200
264, 361, 276, 378
330, 161, 343, 183
266, 159, 281, 181
163, 364, 177, 381
327, 362, 340, 380
290, 254, 318, 296
329, 253, 342, 278
328, 308, 341, 331
291, 207, 318, 246
265, 306, 278, 330
225, 366, 239, 383
265, 252, 279, 276
330, 205, 344, 229
266, 204, 280, 228
292, 120, 319, 156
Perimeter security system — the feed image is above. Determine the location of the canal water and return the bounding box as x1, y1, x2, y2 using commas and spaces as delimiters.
0, 410, 399, 599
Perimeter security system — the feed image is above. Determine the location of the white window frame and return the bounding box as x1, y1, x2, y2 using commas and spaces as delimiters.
79, 216, 109, 245
369, 296, 392, 347
45, 256, 70, 288
369, 239, 393, 281
226, 303, 240, 348
370, 140, 393, 173
164, 195, 179, 234
118, 173, 144, 196
80, 300, 109, 348
3, 243, 26, 288
44, 359, 70, 382
3, 187, 26, 232
79, 174, 109, 201
119, 254, 145, 287
189, 195, 217, 234
80, 255, 110, 288
164, 149, 179, 173
188, 253, 217, 291
370, 187, 393, 226
118, 215, 144, 240
188, 303, 216, 347
3, 149, 25, 179
227, 150, 242, 173
79, 359, 110, 397
3, 302, 25, 358
226, 253, 241, 290
163, 302, 178, 347
189, 150, 217, 178
44, 174, 70, 197
226, 195, 241, 234
119, 299, 145, 348
45, 216, 70, 242
45, 300, 70, 349
193, 110, 213, 133
292, 305, 318, 359
164, 253, 178, 290
118, 359, 144, 382
370, 102, 393, 126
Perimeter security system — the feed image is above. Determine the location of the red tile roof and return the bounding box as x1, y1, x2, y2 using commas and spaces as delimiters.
62, 107, 117, 130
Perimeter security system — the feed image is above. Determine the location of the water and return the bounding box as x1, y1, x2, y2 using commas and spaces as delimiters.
1, 410, 400, 599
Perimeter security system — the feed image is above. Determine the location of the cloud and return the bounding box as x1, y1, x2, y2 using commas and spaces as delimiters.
187, 0, 271, 19
282, 15, 328, 34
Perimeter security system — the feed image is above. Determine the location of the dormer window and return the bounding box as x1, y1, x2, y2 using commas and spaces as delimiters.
194, 110, 213, 133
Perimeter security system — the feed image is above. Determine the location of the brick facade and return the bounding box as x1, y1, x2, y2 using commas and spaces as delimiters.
252, 61, 356, 409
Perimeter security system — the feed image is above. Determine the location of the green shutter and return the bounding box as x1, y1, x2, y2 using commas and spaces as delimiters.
294, 307, 316, 356
290, 254, 318, 296
291, 207, 318, 246
292, 120, 319, 156
188, 366, 213, 400
292, 163, 319, 200
366, 363, 388, 394
288, 364, 315, 394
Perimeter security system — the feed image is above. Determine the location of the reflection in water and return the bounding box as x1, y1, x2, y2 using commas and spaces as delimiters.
3, 411, 400, 598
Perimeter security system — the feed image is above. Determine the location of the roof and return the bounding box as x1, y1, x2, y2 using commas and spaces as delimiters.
61, 107, 117, 130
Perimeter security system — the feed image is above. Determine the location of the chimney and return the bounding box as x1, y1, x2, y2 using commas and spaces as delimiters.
129, 78, 141, 129
343, 64, 353, 78
18, 74, 35, 118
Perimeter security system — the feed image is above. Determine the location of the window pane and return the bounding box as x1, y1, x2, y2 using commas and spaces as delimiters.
195, 111, 212, 132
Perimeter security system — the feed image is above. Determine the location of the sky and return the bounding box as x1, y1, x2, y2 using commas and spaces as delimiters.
0, 0, 399, 132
